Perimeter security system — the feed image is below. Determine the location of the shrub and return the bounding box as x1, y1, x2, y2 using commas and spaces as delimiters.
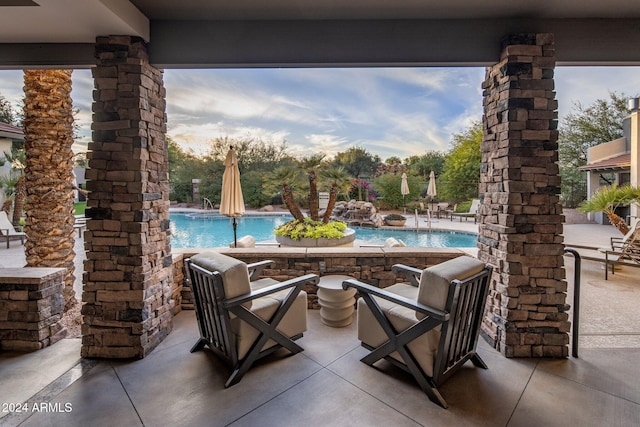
274, 218, 347, 240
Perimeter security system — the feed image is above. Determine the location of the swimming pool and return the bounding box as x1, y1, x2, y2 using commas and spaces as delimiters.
170, 212, 478, 248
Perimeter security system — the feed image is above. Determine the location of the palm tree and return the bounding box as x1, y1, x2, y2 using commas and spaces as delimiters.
319, 167, 351, 223
0, 175, 17, 214
0, 151, 26, 226
23, 69, 77, 311
578, 184, 640, 235
300, 154, 325, 221
266, 158, 352, 224
267, 166, 305, 221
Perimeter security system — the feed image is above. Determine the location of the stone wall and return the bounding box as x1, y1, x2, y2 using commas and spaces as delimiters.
478, 33, 569, 357
171, 253, 184, 315
173, 247, 466, 309
0, 268, 66, 351
82, 36, 174, 359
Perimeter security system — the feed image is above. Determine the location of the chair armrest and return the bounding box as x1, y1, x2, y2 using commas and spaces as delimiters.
225, 273, 319, 307
610, 237, 623, 250
342, 279, 449, 321
391, 264, 422, 287
247, 260, 276, 280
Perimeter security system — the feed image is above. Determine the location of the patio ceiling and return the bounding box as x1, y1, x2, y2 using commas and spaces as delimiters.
2, 0, 640, 68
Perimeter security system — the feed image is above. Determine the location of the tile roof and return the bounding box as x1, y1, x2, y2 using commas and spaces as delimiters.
579, 153, 631, 171
0, 122, 24, 139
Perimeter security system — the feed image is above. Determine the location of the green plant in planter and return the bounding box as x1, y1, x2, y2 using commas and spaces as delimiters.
274, 217, 347, 240
266, 155, 352, 240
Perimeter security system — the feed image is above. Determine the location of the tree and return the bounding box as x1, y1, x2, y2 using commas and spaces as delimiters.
385, 156, 402, 165
373, 173, 421, 209
0, 93, 15, 125
266, 166, 305, 221
578, 185, 640, 235
0, 150, 26, 226
207, 135, 293, 174
558, 92, 632, 207
332, 146, 380, 179
405, 151, 446, 181
439, 122, 482, 203
23, 69, 77, 311
264, 155, 351, 223
319, 167, 352, 223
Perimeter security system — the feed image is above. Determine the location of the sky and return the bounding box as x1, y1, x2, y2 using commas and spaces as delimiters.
1, 66, 640, 160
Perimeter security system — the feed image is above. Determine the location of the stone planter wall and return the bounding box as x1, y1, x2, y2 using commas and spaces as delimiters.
173, 247, 466, 309
0, 268, 66, 351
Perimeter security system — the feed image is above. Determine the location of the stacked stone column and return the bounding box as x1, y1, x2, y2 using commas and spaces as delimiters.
82, 36, 173, 358
478, 33, 569, 357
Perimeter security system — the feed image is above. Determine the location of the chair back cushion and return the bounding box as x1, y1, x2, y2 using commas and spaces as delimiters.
417, 256, 486, 317
190, 251, 251, 299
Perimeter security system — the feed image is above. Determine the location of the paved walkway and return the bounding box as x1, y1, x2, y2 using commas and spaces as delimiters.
0, 217, 637, 348
1, 218, 639, 426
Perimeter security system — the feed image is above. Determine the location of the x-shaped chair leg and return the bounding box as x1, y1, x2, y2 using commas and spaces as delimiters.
359, 293, 449, 408
225, 286, 303, 387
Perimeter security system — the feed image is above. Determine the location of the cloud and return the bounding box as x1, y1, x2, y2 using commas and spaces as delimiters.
302, 134, 350, 157
3, 65, 640, 163
555, 66, 640, 120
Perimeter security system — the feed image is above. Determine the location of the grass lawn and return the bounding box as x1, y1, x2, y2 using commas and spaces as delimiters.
74, 202, 87, 216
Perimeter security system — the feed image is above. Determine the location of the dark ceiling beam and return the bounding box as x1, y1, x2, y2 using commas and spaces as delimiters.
0, 43, 95, 70
148, 18, 640, 68
1, 18, 640, 69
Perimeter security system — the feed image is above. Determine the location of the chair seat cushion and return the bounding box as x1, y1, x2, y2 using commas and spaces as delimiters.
357, 283, 440, 377
233, 279, 307, 359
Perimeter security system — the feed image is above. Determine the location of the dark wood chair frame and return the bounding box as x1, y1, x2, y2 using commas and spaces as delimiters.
343, 263, 492, 408
185, 258, 319, 387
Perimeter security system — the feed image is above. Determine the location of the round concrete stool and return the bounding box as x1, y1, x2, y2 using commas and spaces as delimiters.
317, 275, 357, 327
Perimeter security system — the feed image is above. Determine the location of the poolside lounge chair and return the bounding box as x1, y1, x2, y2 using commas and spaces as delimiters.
0, 211, 25, 248
185, 252, 318, 387
342, 256, 492, 408
601, 219, 640, 279
435, 202, 453, 219
450, 199, 480, 223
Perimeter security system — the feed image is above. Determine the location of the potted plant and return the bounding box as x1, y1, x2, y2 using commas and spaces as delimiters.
266, 155, 355, 246
384, 213, 407, 226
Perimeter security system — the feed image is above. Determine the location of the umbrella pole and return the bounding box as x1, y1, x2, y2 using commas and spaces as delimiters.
233, 218, 238, 248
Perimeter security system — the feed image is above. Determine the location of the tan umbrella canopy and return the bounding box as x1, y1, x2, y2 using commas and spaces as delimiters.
220, 146, 245, 247
401, 172, 410, 203
427, 170, 437, 210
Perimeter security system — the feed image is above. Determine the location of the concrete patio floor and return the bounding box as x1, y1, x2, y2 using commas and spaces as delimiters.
1, 219, 639, 426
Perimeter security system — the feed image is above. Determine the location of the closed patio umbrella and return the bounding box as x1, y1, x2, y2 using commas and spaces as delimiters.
401, 172, 410, 211
427, 170, 437, 210
220, 146, 245, 247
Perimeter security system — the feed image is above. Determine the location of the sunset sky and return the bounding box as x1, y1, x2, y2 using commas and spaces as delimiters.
1, 66, 640, 160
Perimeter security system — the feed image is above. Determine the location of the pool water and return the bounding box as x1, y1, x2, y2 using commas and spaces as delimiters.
170, 212, 477, 248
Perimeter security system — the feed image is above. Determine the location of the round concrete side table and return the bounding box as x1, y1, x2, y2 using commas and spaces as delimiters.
317, 275, 357, 327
